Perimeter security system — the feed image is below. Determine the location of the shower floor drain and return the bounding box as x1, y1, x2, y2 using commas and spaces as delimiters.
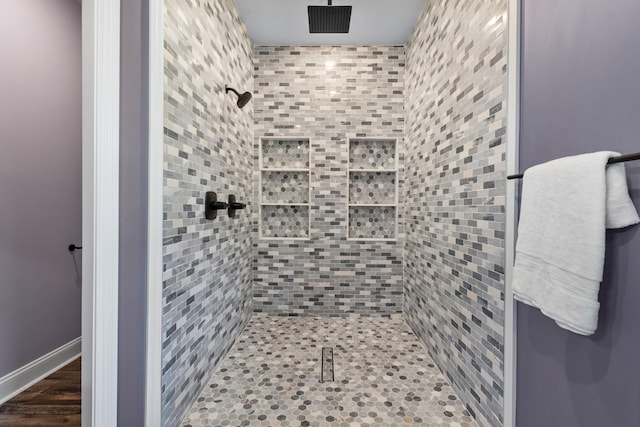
320, 347, 334, 383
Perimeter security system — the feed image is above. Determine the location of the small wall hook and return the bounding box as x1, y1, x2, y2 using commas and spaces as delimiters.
68, 244, 82, 252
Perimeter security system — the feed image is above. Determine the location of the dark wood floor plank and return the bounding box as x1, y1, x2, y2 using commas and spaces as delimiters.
0, 358, 81, 427
0, 414, 81, 426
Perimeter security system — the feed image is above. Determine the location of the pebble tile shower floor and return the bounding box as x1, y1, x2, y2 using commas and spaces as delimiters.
181, 316, 476, 426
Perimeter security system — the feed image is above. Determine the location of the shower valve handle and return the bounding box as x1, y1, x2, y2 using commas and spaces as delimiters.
210, 201, 229, 210
205, 191, 227, 220
228, 194, 246, 218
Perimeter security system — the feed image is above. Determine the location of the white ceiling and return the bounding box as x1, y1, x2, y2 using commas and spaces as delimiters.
236, 0, 427, 46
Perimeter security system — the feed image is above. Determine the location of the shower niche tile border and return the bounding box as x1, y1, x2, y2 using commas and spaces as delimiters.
348, 138, 398, 241
259, 138, 311, 240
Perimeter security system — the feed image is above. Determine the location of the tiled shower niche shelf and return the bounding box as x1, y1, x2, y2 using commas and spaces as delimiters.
261, 171, 309, 204
261, 138, 310, 169
348, 206, 397, 240
348, 138, 398, 240
260, 205, 310, 239
349, 138, 396, 170
349, 171, 396, 205
260, 138, 311, 239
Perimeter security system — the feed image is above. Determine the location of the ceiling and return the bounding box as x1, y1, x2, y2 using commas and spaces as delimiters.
236, 0, 427, 46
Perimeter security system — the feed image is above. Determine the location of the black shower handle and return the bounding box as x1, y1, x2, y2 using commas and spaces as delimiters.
227, 194, 246, 218
210, 201, 229, 210
205, 192, 228, 220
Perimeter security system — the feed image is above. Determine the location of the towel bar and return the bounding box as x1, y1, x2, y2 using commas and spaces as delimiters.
507, 151, 640, 180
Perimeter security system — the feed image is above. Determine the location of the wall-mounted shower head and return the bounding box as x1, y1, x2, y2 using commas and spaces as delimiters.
225, 86, 252, 109
308, 0, 352, 34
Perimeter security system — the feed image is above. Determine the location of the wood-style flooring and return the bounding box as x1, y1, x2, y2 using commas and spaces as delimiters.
0, 358, 81, 426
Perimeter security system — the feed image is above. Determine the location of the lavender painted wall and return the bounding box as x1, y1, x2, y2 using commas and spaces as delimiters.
118, 0, 149, 424
0, 0, 82, 378
517, 0, 640, 425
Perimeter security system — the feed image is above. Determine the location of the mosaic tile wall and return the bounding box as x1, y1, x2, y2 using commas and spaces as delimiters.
162, 0, 254, 426
404, 0, 508, 425
253, 46, 405, 316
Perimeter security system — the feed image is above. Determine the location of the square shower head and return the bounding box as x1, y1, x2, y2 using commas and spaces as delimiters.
308, 5, 352, 33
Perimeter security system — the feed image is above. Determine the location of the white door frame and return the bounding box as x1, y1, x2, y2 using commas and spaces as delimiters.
145, 0, 164, 425
504, 0, 521, 425
81, 0, 121, 425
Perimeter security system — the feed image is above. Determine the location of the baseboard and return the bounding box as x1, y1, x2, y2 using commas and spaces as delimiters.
0, 337, 81, 405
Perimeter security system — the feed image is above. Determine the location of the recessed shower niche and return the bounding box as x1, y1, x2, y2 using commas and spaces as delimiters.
348, 138, 398, 240
259, 138, 311, 239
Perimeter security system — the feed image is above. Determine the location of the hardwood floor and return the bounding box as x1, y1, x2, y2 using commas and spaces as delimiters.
0, 358, 81, 426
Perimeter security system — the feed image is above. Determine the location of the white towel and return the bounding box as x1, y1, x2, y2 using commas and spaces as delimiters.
513, 151, 639, 335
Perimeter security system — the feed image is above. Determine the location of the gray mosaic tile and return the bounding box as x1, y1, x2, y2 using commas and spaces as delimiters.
253, 46, 405, 316
349, 172, 396, 205
349, 206, 396, 240
162, 0, 254, 426
180, 316, 477, 427
261, 139, 310, 169
261, 205, 310, 238
404, 0, 508, 425
261, 171, 309, 204
349, 139, 396, 170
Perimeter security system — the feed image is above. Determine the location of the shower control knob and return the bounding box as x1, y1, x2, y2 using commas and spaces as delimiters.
227, 194, 246, 218
211, 201, 229, 210
205, 191, 228, 220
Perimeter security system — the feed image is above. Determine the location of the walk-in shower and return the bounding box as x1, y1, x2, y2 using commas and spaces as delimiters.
161, 0, 508, 426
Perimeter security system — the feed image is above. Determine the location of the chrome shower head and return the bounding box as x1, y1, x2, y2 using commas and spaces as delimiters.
225, 86, 252, 109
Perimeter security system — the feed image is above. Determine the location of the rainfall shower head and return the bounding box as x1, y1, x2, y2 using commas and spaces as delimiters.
308, 1, 352, 34
225, 86, 252, 109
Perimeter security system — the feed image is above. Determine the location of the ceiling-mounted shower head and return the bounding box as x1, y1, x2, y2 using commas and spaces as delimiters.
308, 0, 352, 34
225, 86, 252, 109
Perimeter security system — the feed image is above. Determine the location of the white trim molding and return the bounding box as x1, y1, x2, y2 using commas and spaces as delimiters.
504, 0, 521, 425
82, 0, 120, 425
0, 338, 81, 405
145, 0, 164, 425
